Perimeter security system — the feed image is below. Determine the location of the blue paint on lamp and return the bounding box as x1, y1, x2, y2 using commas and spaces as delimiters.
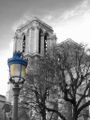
8, 52, 27, 66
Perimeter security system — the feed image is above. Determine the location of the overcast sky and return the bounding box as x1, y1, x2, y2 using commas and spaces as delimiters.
0, 0, 90, 96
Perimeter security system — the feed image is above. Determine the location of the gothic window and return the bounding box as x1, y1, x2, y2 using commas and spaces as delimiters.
22, 34, 26, 53
38, 29, 43, 54
44, 33, 48, 55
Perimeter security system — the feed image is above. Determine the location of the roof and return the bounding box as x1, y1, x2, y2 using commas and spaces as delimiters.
57, 38, 79, 47
17, 17, 53, 32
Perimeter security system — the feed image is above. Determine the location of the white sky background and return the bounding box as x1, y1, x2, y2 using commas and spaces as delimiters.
0, 42, 13, 96
0, 0, 90, 96
43, 0, 90, 45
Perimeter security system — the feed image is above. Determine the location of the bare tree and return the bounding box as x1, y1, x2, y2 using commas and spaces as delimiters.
20, 40, 90, 120
49, 41, 90, 120
20, 54, 66, 120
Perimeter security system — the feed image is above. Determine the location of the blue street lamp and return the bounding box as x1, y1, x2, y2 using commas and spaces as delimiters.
8, 52, 27, 120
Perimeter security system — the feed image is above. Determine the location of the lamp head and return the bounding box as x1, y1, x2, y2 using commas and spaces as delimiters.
8, 52, 27, 84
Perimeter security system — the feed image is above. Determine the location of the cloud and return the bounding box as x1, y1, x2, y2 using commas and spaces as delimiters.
42, 0, 90, 23
12, 0, 87, 32
59, 0, 90, 21
41, 0, 90, 46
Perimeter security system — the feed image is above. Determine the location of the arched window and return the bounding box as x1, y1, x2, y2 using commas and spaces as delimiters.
44, 33, 48, 55
38, 29, 43, 54
22, 34, 26, 53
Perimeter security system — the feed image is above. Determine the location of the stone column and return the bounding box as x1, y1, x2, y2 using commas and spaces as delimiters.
47, 34, 57, 48
25, 29, 29, 54
28, 25, 40, 55
28, 27, 35, 54
33, 25, 40, 54
40, 33, 44, 56
13, 32, 22, 53
28, 28, 32, 54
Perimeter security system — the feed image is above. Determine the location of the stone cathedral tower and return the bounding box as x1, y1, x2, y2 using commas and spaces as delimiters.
13, 17, 56, 56
7, 17, 57, 103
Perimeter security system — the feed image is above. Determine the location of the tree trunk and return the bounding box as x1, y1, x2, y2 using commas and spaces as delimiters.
41, 109, 46, 120
73, 116, 78, 120
73, 106, 78, 120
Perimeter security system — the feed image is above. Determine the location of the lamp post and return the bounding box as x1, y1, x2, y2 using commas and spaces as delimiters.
8, 52, 27, 120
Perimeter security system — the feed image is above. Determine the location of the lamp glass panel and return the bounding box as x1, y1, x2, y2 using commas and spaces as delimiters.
10, 64, 21, 77
21, 65, 26, 79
